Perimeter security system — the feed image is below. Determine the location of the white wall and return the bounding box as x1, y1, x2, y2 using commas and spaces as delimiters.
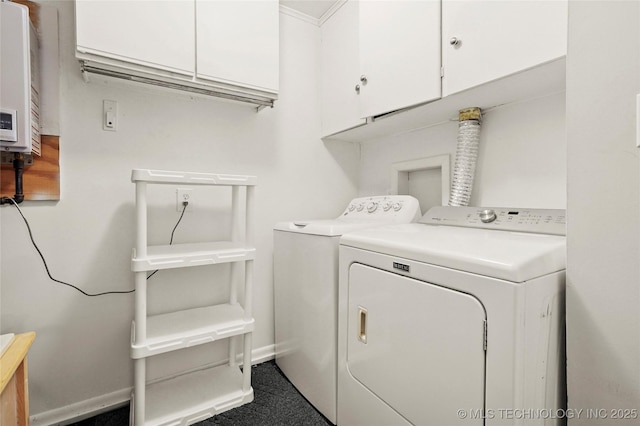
566, 1, 640, 423
359, 92, 567, 210
0, 2, 358, 422
9, 2, 638, 424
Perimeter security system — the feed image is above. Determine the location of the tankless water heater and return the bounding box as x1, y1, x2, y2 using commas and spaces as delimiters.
0, 1, 41, 156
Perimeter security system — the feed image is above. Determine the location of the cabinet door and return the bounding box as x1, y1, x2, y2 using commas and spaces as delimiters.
358, 0, 441, 118
320, 0, 365, 137
442, 0, 567, 96
196, 0, 279, 93
75, 0, 194, 75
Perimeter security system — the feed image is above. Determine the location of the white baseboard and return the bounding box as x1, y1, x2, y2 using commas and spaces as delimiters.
30, 388, 132, 426
247, 343, 275, 365
30, 344, 276, 426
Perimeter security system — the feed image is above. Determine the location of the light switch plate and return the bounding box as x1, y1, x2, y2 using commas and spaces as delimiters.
103, 100, 117, 131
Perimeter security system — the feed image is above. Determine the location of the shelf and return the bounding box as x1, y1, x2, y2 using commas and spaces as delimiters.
138, 365, 254, 426
132, 242, 255, 272
131, 304, 255, 358
131, 168, 256, 425
131, 169, 257, 186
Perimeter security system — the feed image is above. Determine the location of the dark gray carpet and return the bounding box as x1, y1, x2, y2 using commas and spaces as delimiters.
68, 361, 333, 426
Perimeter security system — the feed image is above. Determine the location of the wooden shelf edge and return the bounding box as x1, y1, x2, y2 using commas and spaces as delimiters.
0, 332, 36, 393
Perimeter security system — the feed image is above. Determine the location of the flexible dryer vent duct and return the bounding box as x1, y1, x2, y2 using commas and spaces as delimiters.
448, 107, 482, 207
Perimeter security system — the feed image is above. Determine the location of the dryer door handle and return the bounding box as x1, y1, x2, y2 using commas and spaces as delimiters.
358, 306, 368, 344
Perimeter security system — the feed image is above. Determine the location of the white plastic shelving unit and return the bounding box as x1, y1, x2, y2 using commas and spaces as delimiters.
130, 169, 257, 426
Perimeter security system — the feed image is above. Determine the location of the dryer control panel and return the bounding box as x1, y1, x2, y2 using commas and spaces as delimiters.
420, 206, 566, 236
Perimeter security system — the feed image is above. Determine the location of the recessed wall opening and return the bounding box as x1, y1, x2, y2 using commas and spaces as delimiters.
407, 168, 442, 214
391, 155, 450, 214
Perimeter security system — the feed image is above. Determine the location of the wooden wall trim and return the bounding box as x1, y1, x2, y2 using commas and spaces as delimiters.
1, 136, 60, 201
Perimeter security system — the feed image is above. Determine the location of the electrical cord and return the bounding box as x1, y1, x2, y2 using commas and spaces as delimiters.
146, 201, 187, 280
3, 198, 188, 296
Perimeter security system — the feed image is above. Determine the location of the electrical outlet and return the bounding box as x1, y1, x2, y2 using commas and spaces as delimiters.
176, 188, 193, 212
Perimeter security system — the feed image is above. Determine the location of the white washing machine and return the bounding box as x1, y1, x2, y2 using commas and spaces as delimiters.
338, 206, 567, 426
274, 196, 421, 424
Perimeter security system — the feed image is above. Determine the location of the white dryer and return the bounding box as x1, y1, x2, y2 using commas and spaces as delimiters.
274, 196, 421, 424
338, 206, 567, 426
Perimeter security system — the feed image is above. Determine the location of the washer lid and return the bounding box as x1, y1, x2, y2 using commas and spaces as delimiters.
340, 223, 566, 282
274, 219, 390, 237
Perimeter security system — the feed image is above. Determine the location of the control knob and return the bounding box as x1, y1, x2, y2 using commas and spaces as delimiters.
367, 201, 378, 213
392, 202, 403, 212
356, 203, 365, 212
382, 201, 393, 211
348, 204, 356, 212
479, 209, 497, 223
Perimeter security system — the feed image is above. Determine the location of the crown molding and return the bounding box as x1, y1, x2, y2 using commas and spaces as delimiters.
279, 4, 320, 26
318, 0, 347, 26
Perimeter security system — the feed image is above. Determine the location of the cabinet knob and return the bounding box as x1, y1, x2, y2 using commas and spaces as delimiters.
360, 75, 368, 85
355, 84, 361, 94
449, 37, 461, 47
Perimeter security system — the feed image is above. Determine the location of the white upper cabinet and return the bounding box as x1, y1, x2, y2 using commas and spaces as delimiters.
358, 0, 441, 118
196, 0, 279, 93
320, 0, 441, 137
320, 0, 365, 137
75, 0, 279, 106
442, 0, 568, 96
320, 0, 568, 141
75, 0, 195, 75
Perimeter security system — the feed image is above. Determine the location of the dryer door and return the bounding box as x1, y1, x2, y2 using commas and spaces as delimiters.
347, 263, 486, 425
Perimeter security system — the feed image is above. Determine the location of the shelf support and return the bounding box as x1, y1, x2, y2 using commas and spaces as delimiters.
244, 186, 255, 322
229, 186, 241, 306
242, 333, 252, 392
244, 260, 254, 323
135, 182, 148, 258
134, 358, 145, 426
133, 180, 148, 426
134, 274, 147, 343
229, 186, 242, 367
246, 186, 255, 246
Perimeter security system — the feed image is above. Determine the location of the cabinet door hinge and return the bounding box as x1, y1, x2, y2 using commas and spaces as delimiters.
440, 66, 444, 78
483, 320, 487, 351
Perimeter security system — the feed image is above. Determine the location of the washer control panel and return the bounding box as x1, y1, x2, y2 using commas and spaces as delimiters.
421, 206, 566, 236
341, 196, 421, 223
